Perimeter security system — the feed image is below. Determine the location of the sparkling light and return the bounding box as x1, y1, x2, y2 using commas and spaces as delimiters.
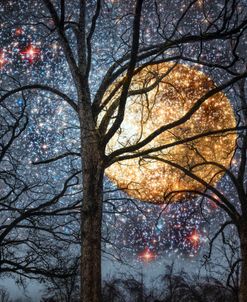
138, 248, 156, 262
15, 27, 24, 36
20, 45, 41, 62
188, 230, 200, 246
0, 52, 7, 68
105, 63, 236, 203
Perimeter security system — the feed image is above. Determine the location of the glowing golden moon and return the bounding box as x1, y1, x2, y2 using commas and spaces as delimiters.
103, 63, 236, 204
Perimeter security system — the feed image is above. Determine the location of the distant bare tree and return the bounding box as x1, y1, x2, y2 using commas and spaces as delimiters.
41, 257, 80, 302
0, 287, 12, 302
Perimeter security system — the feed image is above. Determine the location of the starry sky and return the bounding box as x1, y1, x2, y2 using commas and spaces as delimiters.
0, 0, 246, 282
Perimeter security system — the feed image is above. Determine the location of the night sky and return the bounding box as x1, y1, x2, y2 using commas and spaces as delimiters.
0, 0, 247, 299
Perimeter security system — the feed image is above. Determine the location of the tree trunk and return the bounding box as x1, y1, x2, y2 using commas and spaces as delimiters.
79, 101, 104, 302
80, 143, 103, 302
239, 223, 247, 302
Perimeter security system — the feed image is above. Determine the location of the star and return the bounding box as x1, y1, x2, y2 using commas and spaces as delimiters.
20, 45, 41, 63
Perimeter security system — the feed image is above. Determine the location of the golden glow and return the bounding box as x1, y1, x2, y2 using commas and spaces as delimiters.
104, 63, 236, 203
138, 249, 156, 262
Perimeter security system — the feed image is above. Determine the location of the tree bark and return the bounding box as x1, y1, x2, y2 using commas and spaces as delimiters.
80, 143, 103, 302
239, 222, 247, 302
79, 100, 104, 302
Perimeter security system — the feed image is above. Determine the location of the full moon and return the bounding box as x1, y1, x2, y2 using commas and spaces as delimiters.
103, 63, 236, 204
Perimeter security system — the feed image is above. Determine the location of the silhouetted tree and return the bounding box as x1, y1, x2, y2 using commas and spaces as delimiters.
1, 1, 247, 301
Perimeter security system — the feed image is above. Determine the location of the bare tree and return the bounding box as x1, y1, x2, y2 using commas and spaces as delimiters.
0, 94, 81, 282
0, 287, 12, 302
145, 78, 247, 301
41, 257, 80, 302
1, 0, 247, 301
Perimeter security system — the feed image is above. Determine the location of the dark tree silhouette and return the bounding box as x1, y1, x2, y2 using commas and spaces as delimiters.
1, 1, 247, 301
148, 79, 247, 301
0, 95, 80, 280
